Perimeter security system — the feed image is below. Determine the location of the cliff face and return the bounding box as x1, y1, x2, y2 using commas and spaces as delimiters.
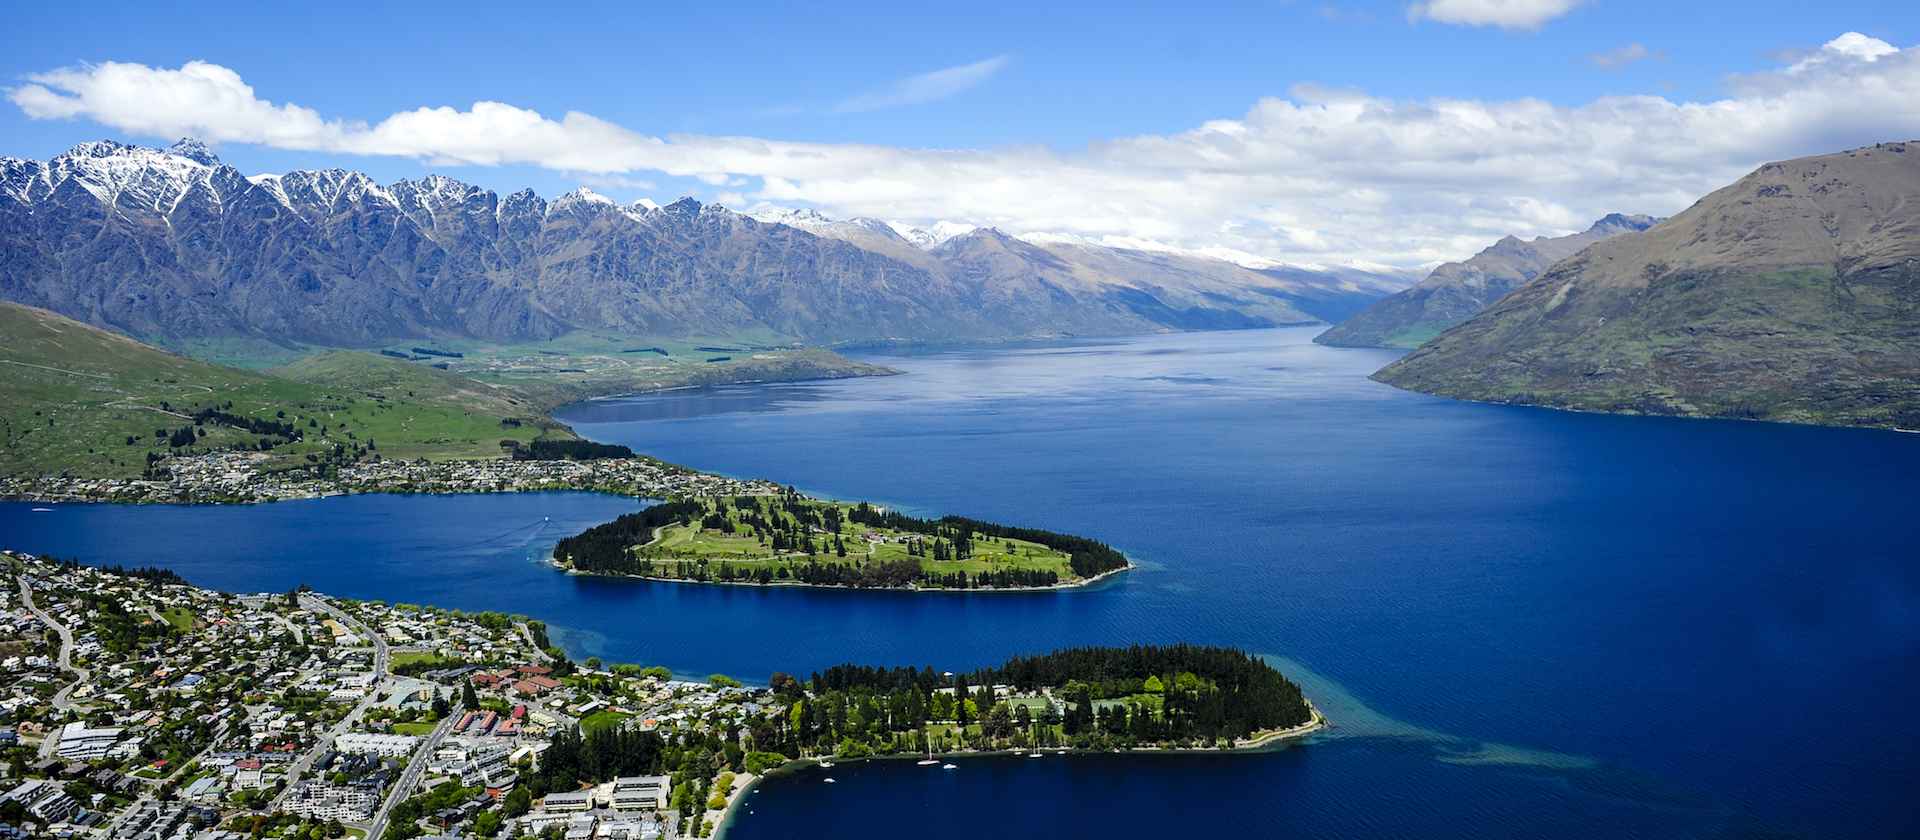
1375, 142, 1920, 429
1316, 214, 1658, 349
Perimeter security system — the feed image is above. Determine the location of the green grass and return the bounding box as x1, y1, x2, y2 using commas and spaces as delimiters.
0, 303, 558, 479
631, 496, 1082, 582
3, 303, 895, 480
388, 651, 459, 670
1383, 323, 1448, 349
580, 710, 633, 734
159, 607, 196, 633
391, 721, 438, 737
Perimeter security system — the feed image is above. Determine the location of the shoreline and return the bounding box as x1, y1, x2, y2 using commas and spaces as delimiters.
547, 554, 1136, 594
713, 700, 1325, 840
0, 451, 779, 507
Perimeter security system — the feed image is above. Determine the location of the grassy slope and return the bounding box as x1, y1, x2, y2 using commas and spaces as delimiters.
440, 347, 898, 412
636, 497, 1080, 580
1376, 144, 1920, 429
0, 303, 552, 479
1377, 266, 1920, 427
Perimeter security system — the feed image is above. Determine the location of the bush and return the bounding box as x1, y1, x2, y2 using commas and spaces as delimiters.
743, 751, 789, 774
834, 738, 872, 759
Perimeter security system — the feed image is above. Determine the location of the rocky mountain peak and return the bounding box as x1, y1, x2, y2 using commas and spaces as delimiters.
1585, 212, 1660, 235
166, 138, 221, 166
662, 196, 703, 219
56, 139, 139, 161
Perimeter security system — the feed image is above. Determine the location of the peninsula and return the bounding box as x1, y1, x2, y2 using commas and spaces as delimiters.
0, 550, 1318, 840
551, 493, 1134, 590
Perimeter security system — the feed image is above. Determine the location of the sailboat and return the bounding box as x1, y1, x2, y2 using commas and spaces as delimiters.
917, 732, 939, 765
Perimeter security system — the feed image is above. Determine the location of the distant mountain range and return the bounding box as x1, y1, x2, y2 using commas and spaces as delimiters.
1317, 213, 1660, 349
0, 139, 1407, 350
1376, 142, 1920, 430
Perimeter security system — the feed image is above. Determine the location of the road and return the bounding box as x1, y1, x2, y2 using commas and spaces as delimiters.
272, 595, 392, 810
517, 621, 553, 664
363, 701, 464, 840
17, 574, 90, 756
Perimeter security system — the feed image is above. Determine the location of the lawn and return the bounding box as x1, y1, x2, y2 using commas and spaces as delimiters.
580, 710, 633, 734
159, 606, 196, 633
389, 651, 456, 669
392, 721, 438, 737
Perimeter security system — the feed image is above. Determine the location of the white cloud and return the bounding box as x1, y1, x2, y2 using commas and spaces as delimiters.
833, 55, 1010, 113
1407, 0, 1583, 30
1588, 43, 1658, 69
1786, 31, 1897, 74
10, 35, 1920, 269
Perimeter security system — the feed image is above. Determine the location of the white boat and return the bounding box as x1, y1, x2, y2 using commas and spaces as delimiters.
823, 777, 836, 783
917, 759, 939, 765
30, 507, 53, 512
818, 760, 834, 768
941, 763, 957, 770
1027, 752, 1041, 758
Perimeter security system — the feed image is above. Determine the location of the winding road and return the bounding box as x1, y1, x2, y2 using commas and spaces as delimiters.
16, 574, 90, 757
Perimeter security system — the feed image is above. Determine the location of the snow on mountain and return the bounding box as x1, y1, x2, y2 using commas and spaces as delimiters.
0, 138, 1411, 347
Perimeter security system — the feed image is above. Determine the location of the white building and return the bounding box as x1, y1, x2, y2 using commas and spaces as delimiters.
284, 783, 378, 822
541, 790, 595, 812
610, 776, 671, 811
55, 721, 123, 760
333, 732, 419, 757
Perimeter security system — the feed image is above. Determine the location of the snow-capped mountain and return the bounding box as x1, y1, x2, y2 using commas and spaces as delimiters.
0, 139, 1407, 347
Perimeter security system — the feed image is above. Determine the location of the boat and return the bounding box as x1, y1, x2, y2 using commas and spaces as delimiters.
818, 760, 834, 768
30, 507, 53, 512
917, 736, 939, 765
941, 763, 957, 770
823, 777, 836, 783
1027, 752, 1041, 758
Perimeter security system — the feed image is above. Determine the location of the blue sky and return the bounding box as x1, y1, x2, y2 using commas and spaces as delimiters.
4, 0, 1918, 267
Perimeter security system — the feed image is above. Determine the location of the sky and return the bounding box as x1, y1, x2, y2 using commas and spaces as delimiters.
3, 0, 1918, 269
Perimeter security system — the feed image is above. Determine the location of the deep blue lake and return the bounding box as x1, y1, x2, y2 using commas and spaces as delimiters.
4, 327, 1916, 838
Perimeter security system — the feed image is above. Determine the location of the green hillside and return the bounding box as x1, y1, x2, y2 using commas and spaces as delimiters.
0, 303, 554, 479
1376, 143, 1920, 429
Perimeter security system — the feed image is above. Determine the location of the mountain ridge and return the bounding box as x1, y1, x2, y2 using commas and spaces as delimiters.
1374, 141, 1920, 430
0, 139, 1407, 351
1316, 213, 1660, 349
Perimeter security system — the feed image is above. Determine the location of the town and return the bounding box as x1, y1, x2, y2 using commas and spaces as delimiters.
1, 551, 773, 840
0, 454, 782, 506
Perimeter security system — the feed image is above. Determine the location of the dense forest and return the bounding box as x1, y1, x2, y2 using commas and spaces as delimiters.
748, 645, 1312, 757
503, 439, 636, 460
551, 500, 706, 572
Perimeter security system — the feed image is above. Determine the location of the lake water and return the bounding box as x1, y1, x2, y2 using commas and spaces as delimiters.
4, 327, 1916, 838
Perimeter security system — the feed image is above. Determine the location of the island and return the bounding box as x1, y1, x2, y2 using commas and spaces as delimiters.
0, 550, 1320, 840
551, 492, 1135, 590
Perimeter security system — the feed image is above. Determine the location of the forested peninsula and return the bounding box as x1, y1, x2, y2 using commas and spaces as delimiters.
552, 493, 1133, 591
